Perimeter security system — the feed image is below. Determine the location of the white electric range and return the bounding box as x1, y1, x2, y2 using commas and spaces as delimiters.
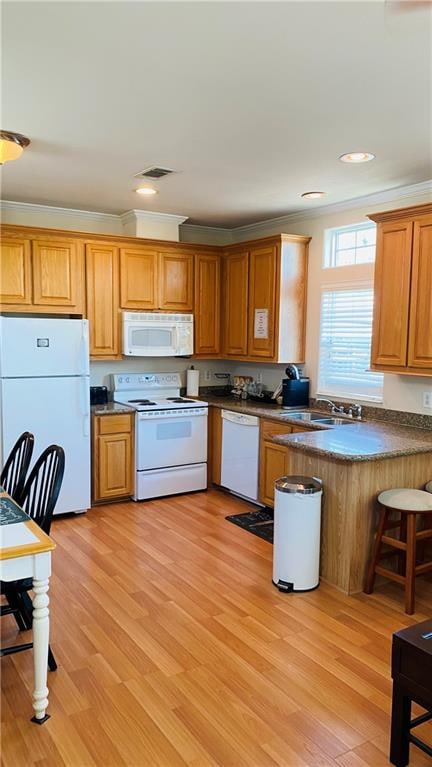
112, 373, 208, 501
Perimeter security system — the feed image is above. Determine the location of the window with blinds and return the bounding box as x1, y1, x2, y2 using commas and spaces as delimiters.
318, 287, 383, 401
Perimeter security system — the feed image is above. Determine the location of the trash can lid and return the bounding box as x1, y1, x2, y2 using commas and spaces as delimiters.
274, 475, 322, 494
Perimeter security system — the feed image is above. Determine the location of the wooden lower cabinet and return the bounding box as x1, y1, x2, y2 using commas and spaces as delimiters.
92, 413, 134, 503
259, 441, 290, 507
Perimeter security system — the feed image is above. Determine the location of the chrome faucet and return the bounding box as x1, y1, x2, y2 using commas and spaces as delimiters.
349, 404, 362, 420
316, 397, 346, 415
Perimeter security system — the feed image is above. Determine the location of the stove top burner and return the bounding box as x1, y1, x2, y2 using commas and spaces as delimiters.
166, 397, 195, 403
129, 399, 158, 406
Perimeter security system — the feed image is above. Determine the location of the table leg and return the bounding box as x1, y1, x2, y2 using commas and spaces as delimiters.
31, 577, 50, 724
390, 682, 411, 767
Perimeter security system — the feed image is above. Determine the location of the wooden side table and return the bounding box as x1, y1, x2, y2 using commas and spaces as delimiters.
390, 619, 432, 766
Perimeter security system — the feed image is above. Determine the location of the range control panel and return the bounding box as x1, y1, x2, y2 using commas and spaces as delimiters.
112, 373, 182, 390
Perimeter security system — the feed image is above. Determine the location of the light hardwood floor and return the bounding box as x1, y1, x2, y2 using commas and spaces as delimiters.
1, 489, 432, 767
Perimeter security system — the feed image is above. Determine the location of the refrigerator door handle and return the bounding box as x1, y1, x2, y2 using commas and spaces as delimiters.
80, 321, 90, 376
80, 375, 90, 437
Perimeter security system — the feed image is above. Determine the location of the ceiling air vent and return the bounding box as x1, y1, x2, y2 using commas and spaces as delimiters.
135, 166, 175, 179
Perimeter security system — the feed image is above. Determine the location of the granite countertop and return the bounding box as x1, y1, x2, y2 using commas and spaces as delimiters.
203, 395, 432, 462
91, 402, 135, 416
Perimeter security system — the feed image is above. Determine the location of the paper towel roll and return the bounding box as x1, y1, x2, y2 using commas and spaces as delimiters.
186, 369, 200, 397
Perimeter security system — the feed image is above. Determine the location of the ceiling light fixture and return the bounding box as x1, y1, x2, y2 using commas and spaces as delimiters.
135, 186, 158, 196
0, 131, 30, 164
301, 191, 326, 199
339, 152, 375, 163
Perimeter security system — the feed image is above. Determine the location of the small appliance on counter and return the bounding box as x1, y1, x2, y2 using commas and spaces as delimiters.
90, 386, 109, 405
282, 366, 310, 408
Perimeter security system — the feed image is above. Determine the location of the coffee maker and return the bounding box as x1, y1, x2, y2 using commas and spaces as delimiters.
282, 365, 310, 408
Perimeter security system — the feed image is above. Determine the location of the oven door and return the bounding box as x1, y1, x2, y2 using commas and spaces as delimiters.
136, 411, 208, 470
123, 322, 177, 356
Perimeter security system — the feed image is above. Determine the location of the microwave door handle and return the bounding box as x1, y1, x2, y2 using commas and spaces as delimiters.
172, 325, 178, 354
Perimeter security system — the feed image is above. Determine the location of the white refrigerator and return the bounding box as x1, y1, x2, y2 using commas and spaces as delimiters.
0, 316, 91, 515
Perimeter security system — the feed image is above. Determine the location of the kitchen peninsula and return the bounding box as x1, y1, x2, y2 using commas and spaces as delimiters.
206, 397, 432, 595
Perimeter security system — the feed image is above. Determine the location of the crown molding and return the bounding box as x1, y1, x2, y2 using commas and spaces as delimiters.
120, 209, 188, 227
0, 199, 120, 224
2, 179, 431, 244
229, 180, 432, 240
180, 223, 233, 246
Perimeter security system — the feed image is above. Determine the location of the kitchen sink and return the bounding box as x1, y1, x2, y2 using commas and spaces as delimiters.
315, 417, 353, 426
285, 411, 354, 426
285, 411, 331, 421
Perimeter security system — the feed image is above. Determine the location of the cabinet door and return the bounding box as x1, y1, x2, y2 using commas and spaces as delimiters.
32, 239, 85, 311
259, 440, 289, 508
222, 251, 249, 357
407, 216, 432, 369
97, 432, 133, 500
0, 238, 32, 305
86, 244, 120, 358
119, 246, 158, 310
248, 245, 277, 359
371, 222, 413, 368
158, 251, 193, 311
194, 253, 221, 356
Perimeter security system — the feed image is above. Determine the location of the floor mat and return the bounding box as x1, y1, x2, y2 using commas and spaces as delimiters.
225, 509, 274, 543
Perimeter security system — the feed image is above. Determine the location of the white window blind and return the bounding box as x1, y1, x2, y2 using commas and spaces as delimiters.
318, 287, 383, 401
325, 222, 376, 267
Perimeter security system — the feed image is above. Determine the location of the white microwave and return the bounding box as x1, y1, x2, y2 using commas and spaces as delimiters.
122, 312, 194, 357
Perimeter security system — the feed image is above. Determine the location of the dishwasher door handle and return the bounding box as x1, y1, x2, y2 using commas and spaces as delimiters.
221, 410, 259, 427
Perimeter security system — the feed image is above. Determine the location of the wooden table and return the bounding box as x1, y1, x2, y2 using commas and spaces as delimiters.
390, 619, 432, 766
0, 489, 56, 723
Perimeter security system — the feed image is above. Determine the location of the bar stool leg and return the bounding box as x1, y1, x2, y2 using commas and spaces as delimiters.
398, 513, 407, 576
405, 514, 417, 615
365, 508, 389, 594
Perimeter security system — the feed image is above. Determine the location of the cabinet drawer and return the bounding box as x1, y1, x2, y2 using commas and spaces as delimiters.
98, 414, 132, 435
260, 418, 292, 441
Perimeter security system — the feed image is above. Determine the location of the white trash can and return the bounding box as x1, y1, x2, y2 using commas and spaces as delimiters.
273, 475, 323, 593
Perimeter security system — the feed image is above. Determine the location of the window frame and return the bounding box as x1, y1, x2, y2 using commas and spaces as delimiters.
324, 221, 377, 269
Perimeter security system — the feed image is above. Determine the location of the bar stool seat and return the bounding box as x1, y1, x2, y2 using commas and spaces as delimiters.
379, 488, 432, 512
364, 488, 432, 615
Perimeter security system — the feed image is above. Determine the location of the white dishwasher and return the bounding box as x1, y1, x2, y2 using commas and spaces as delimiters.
221, 410, 260, 502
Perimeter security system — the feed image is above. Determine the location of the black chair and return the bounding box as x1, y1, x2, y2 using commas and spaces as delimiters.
1, 432, 34, 504
1, 445, 65, 672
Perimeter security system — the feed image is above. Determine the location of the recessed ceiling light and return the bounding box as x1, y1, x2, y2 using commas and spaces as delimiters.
135, 186, 158, 196
339, 152, 375, 163
301, 191, 326, 199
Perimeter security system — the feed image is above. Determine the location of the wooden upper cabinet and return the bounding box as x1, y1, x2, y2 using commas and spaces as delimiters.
0, 238, 32, 305
370, 221, 413, 368
119, 246, 158, 310
32, 239, 85, 311
248, 245, 277, 359
222, 251, 249, 357
407, 215, 432, 369
194, 253, 221, 356
158, 251, 193, 311
369, 203, 432, 375
86, 243, 120, 358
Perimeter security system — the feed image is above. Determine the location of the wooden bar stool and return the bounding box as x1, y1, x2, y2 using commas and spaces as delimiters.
364, 489, 432, 615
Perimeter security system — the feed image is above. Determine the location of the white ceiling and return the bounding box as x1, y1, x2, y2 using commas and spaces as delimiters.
2, 1, 431, 226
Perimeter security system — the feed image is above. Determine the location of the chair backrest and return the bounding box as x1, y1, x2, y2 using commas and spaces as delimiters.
1, 432, 34, 504
20, 445, 65, 534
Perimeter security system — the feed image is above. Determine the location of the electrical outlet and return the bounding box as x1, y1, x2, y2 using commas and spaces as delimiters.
204, 370, 211, 382
423, 391, 432, 408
